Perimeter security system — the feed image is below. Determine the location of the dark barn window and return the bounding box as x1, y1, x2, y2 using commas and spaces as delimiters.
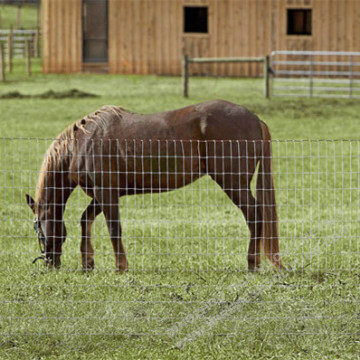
184, 6, 208, 33
287, 9, 312, 35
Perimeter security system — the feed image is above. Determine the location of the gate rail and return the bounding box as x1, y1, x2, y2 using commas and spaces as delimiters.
270, 51, 360, 98
0, 29, 40, 58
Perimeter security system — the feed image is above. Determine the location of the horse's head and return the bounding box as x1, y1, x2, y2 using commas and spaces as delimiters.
26, 194, 66, 268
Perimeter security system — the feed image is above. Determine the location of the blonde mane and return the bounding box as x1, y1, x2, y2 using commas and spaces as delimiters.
35, 105, 126, 202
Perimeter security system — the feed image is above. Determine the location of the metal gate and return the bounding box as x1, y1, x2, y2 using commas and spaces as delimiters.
271, 51, 360, 98
0, 29, 39, 58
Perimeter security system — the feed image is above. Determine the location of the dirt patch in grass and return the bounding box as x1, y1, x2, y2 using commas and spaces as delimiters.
0, 89, 99, 99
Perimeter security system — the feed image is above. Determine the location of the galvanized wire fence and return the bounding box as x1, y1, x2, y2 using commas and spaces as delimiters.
271, 51, 360, 98
0, 138, 359, 337
1, 138, 359, 272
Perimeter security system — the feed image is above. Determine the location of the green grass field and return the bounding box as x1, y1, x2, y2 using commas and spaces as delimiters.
0, 60, 360, 359
0, 4, 39, 29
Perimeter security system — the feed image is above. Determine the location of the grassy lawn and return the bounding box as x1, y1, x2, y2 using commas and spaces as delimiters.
0, 60, 360, 359
0, 4, 39, 29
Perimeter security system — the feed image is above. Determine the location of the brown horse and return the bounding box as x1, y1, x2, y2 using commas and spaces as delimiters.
26, 99, 283, 272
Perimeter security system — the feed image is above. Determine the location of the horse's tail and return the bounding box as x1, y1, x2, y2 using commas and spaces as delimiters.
256, 120, 283, 269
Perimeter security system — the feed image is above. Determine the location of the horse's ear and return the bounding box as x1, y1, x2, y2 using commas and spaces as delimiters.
26, 194, 36, 213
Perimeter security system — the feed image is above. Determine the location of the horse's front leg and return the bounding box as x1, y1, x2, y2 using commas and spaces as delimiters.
80, 198, 102, 270
94, 188, 128, 272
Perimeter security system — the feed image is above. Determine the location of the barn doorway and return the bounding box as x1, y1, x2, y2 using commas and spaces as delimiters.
82, 0, 108, 64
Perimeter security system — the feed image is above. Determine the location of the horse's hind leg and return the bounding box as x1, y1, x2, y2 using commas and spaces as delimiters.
80, 198, 102, 270
206, 142, 262, 270
210, 164, 262, 271
223, 186, 262, 271
242, 190, 262, 271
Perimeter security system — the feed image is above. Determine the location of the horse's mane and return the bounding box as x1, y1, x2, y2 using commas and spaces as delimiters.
35, 105, 126, 202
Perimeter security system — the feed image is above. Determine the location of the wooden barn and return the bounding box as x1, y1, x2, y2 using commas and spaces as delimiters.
41, 0, 360, 76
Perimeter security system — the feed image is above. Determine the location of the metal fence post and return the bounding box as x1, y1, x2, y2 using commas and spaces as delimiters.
309, 54, 313, 98
264, 55, 270, 99
182, 54, 189, 98
349, 55, 353, 98
270, 52, 275, 96
7, 35, 12, 73
25, 40, 31, 76
17, 5, 22, 29
0, 43, 5, 82
34, 26, 40, 58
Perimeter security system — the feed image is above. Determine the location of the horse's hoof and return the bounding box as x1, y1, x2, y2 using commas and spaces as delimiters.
116, 264, 129, 273
116, 258, 129, 273
82, 258, 95, 271
116, 269, 128, 274
83, 266, 95, 272
247, 258, 261, 272
248, 266, 261, 273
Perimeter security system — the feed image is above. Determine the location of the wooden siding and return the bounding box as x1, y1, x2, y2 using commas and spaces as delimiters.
42, 0, 82, 73
42, 0, 360, 76
108, 0, 183, 75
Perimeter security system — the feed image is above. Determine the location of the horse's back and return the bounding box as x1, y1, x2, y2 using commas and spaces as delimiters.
74, 100, 262, 142
70, 100, 265, 194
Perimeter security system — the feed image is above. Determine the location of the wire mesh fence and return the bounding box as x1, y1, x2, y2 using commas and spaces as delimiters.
0, 138, 359, 338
